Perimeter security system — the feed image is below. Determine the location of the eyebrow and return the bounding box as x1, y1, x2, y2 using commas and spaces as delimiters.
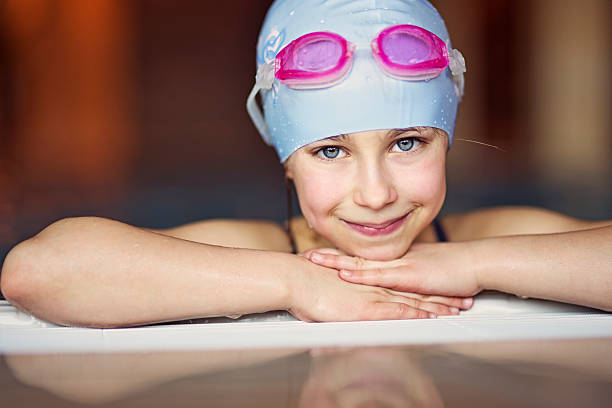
388, 128, 420, 137
327, 128, 421, 143
317, 133, 349, 144
328, 133, 350, 143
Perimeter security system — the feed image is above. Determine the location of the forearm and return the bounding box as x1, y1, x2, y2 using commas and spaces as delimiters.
6, 349, 304, 403
0, 217, 296, 327
473, 225, 612, 311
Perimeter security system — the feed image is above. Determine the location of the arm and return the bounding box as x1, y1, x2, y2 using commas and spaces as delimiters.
441, 206, 612, 241
148, 218, 294, 250
307, 208, 612, 311
473, 224, 612, 310
444, 207, 612, 310
0, 217, 295, 326
5, 349, 304, 404
0, 217, 454, 327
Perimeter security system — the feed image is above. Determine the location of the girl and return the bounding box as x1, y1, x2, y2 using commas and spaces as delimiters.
1, 0, 610, 327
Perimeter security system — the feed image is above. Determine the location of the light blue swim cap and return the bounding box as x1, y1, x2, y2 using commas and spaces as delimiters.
249, 0, 466, 162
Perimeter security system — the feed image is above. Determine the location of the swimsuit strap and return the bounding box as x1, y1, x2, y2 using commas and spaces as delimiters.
286, 178, 298, 254
432, 218, 448, 243
289, 229, 298, 254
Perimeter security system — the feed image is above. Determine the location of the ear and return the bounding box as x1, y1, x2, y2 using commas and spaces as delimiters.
283, 159, 294, 180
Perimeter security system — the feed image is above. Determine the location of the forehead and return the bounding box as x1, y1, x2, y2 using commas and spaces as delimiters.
324, 127, 441, 143
341, 128, 421, 140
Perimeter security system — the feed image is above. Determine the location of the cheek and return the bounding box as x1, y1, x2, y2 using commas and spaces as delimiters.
393, 154, 446, 208
293, 166, 352, 226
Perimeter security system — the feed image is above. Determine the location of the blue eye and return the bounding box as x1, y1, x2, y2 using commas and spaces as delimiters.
317, 146, 344, 159
393, 138, 419, 152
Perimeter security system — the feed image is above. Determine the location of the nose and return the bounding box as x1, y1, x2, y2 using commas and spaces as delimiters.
352, 158, 398, 210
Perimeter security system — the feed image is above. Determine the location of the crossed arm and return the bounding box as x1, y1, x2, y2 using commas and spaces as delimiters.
0, 217, 468, 327
306, 208, 612, 311
2, 207, 607, 327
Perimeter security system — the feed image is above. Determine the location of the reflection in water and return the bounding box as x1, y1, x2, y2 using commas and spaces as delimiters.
3, 339, 612, 407
298, 348, 443, 408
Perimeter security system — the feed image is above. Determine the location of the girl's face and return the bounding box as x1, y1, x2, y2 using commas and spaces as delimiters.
285, 128, 448, 261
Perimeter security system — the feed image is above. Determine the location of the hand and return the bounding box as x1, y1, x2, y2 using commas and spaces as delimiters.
304, 242, 481, 302
287, 256, 469, 322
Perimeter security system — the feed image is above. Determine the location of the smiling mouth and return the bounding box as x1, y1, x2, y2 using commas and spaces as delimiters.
342, 212, 411, 237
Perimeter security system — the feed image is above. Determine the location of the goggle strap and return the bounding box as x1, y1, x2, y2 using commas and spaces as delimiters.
248, 46, 466, 141
448, 48, 466, 99
247, 62, 275, 145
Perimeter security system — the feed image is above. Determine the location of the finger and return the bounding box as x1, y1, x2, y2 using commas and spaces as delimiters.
339, 267, 421, 292
299, 248, 343, 258
389, 292, 474, 310
307, 252, 348, 269
384, 294, 458, 316
462, 297, 474, 309
424, 303, 460, 316
310, 252, 399, 271
370, 302, 436, 320
395, 297, 460, 316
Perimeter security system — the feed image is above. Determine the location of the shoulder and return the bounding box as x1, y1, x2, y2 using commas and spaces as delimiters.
440, 206, 611, 241
152, 219, 293, 252
289, 217, 334, 253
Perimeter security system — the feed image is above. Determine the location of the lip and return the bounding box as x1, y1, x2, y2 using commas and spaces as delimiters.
342, 212, 410, 237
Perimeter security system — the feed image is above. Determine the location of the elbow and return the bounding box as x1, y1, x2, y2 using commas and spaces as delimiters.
1, 238, 42, 313
0, 217, 102, 325
2, 217, 147, 328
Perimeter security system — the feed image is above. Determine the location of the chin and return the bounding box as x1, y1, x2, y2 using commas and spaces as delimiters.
342, 242, 411, 261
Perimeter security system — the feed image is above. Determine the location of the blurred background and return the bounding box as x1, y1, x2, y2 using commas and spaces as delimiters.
0, 0, 610, 289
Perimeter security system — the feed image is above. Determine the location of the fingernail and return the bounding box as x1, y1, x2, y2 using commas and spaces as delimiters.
428, 313, 437, 319
311, 253, 322, 262
450, 307, 459, 314
339, 270, 352, 278
462, 298, 474, 309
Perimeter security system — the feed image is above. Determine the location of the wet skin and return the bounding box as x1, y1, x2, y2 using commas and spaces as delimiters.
285, 127, 448, 261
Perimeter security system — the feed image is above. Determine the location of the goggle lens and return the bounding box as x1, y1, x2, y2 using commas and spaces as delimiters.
381, 32, 431, 65
293, 39, 344, 72
372, 25, 449, 81
275, 32, 354, 89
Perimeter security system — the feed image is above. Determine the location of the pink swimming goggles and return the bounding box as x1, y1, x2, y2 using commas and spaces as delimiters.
247, 24, 465, 145
270, 24, 464, 89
